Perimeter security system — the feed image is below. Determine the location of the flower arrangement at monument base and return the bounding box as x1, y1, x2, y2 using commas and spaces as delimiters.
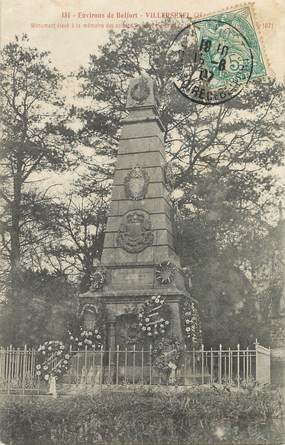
36, 321, 105, 383
183, 299, 202, 348
137, 295, 170, 340
36, 340, 71, 382
152, 337, 183, 381
68, 325, 104, 351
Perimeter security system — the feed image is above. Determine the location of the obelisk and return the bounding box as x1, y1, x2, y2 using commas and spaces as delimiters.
79, 75, 195, 349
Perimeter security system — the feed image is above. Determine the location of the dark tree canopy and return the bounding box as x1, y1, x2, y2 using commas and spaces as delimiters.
0, 34, 76, 292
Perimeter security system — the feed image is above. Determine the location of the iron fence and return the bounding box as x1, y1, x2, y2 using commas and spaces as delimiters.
0, 343, 271, 395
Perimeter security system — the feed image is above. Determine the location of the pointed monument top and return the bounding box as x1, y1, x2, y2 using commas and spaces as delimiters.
126, 74, 159, 110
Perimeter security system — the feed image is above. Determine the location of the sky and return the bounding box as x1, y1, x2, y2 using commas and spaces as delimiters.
1, 0, 285, 79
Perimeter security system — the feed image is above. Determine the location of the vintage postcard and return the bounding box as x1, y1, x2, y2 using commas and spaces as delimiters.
0, 0, 284, 444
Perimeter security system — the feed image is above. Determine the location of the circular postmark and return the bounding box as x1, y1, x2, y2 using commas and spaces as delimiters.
170, 19, 254, 105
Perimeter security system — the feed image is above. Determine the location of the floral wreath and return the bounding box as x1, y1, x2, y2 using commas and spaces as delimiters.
36, 341, 71, 382
68, 325, 103, 351
76, 301, 106, 350
36, 303, 106, 383
90, 266, 107, 290
183, 299, 202, 347
138, 295, 170, 339
155, 261, 176, 285
152, 337, 183, 375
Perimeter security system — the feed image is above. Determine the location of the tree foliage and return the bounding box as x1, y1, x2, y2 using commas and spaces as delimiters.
0, 34, 75, 292
0, 269, 76, 346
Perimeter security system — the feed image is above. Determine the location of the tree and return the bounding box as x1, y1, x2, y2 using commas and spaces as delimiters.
41, 192, 108, 291
0, 34, 75, 293
0, 268, 77, 346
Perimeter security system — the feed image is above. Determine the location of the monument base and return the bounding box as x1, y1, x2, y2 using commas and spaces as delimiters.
79, 288, 190, 349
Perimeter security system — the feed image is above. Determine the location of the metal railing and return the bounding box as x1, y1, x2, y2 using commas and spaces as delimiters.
0, 343, 271, 394
0, 345, 38, 394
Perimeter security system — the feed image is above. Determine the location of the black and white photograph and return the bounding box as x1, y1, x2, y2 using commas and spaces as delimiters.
0, 1, 284, 443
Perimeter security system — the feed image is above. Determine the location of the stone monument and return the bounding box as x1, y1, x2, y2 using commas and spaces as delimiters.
79, 75, 195, 349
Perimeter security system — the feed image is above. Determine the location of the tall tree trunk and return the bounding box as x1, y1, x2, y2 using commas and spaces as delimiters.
10, 164, 22, 294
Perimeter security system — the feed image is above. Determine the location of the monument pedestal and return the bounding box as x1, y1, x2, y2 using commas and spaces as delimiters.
80, 288, 188, 348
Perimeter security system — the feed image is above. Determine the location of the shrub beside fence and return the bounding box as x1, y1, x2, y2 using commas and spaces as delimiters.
0, 343, 271, 395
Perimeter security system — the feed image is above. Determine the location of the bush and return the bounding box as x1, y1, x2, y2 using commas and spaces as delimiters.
0, 386, 283, 445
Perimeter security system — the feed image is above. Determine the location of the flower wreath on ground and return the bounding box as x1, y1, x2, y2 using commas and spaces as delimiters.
36, 340, 71, 382
183, 298, 202, 348
136, 296, 183, 379
137, 295, 171, 339
36, 304, 106, 383
152, 337, 183, 377
68, 301, 106, 351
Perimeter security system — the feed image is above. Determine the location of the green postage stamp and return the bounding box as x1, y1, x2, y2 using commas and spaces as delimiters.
173, 5, 268, 105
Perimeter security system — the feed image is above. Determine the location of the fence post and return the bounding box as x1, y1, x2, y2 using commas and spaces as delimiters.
100, 345, 103, 389
149, 344, 152, 385
210, 347, 213, 384
246, 347, 249, 383
201, 344, 204, 384
116, 345, 119, 385
218, 344, 222, 384
133, 344, 136, 385
92, 346, 95, 386
31, 347, 36, 388
76, 349, 80, 386
8, 345, 13, 394
124, 347, 128, 384
15, 347, 20, 388
84, 345, 88, 385
193, 347, 196, 376
22, 344, 27, 395
237, 344, 240, 388
69, 344, 72, 385
184, 344, 187, 384
141, 346, 144, 385
224, 346, 227, 380
255, 339, 258, 382
108, 346, 111, 385
228, 347, 231, 383
4, 346, 8, 394
0, 347, 4, 390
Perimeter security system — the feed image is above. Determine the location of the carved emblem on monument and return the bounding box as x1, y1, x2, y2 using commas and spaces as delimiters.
117, 210, 154, 253
130, 76, 150, 103
90, 266, 107, 291
155, 261, 176, 285
124, 166, 149, 200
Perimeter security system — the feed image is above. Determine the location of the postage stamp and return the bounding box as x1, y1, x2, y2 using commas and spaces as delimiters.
171, 5, 268, 105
